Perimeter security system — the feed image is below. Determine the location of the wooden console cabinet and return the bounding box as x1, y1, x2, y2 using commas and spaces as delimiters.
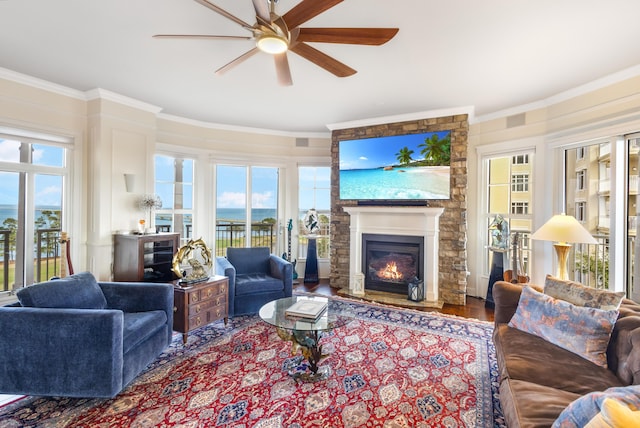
113, 233, 179, 282
173, 275, 229, 344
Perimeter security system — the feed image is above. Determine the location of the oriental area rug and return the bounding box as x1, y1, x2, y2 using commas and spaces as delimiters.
0, 297, 505, 427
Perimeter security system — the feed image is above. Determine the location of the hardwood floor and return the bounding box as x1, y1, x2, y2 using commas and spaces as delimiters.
294, 279, 495, 322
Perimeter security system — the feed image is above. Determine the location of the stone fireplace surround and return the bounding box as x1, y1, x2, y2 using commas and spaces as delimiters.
329, 112, 469, 305
343, 206, 444, 305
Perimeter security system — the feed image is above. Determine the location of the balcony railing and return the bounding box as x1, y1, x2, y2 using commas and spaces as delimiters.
35, 228, 62, 283
215, 221, 276, 256
1, 230, 9, 292
0, 228, 62, 292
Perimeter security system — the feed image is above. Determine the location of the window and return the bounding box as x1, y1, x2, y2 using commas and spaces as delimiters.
215, 165, 279, 256
575, 202, 586, 222
512, 154, 529, 165
298, 166, 330, 259
511, 174, 529, 192
577, 147, 586, 160
510, 202, 529, 215
576, 170, 586, 191
154, 155, 194, 244
482, 151, 534, 278
0, 135, 69, 293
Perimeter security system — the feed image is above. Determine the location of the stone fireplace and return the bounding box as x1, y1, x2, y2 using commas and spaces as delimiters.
343, 206, 444, 304
329, 112, 469, 305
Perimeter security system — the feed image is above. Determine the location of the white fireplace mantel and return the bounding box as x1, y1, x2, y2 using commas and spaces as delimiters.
343, 206, 444, 303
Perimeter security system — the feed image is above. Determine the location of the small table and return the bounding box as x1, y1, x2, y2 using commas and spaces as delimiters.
259, 296, 352, 382
172, 275, 229, 344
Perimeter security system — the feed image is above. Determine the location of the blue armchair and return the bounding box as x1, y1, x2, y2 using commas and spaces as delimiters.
0, 272, 173, 398
215, 247, 292, 317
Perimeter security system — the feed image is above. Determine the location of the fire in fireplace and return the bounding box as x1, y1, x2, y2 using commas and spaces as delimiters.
362, 233, 424, 295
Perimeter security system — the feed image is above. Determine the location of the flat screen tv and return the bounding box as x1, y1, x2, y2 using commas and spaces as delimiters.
339, 131, 451, 202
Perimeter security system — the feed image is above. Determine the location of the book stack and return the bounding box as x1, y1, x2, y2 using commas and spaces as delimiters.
285, 300, 328, 320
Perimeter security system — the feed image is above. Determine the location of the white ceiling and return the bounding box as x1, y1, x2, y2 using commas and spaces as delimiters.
1, 0, 640, 134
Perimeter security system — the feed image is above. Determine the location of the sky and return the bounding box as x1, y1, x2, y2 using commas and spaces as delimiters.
0, 139, 63, 207
339, 131, 450, 170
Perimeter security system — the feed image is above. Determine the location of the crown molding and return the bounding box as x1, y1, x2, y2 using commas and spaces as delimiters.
85, 88, 163, 114
157, 112, 331, 139
474, 64, 640, 124
0, 67, 85, 100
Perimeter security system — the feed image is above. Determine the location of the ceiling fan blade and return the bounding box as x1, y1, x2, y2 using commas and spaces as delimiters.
282, 0, 343, 30
297, 28, 399, 45
215, 48, 260, 75
153, 34, 252, 40
252, 0, 270, 23
290, 42, 356, 77
193, 0, 254, 30
274, 53, 293, 86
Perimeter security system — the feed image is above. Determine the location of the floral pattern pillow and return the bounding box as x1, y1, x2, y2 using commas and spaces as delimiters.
544, 275, 624, 310
508, 285, 618, 367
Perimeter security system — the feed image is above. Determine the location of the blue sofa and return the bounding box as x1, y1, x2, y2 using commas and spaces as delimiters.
215, 247, 292, 317
0, 272, 173, 398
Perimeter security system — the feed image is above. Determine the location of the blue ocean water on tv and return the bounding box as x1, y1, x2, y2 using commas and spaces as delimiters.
340, 166, 450, 200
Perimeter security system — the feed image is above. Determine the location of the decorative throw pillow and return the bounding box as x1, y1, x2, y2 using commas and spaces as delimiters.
552, 385, 640, 428
544, 274, 624, 310
508, 285, 618, 367
17, 271, 107, 309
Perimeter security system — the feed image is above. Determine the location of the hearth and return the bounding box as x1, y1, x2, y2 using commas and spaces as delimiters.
363, 233, 423, 295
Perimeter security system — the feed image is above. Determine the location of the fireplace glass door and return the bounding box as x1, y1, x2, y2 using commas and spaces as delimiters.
362, 234, 423, 295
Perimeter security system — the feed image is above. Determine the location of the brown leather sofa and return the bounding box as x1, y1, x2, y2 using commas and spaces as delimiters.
492, 280, 640, 427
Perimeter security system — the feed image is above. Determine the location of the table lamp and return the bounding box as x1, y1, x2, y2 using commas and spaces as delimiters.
531, 213, 597, 280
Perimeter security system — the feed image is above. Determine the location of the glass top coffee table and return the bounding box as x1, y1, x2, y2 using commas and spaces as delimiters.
259, 296, 353, 382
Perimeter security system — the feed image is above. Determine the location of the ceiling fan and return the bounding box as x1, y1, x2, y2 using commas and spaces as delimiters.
154, 0, 399, 86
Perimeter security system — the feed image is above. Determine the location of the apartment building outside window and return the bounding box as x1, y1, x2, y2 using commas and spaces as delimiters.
483, 151, 534, 279
563, 134, 640, 295
575, 202, 586, 222
511, 202, 529, 215
511, 174, 529, 192
512, 154, 529, 165
576, 170, 586, 191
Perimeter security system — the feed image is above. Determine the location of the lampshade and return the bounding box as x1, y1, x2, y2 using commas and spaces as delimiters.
256, 34, 288, 54
531, 213, 597, 280
531, 213, 597, 245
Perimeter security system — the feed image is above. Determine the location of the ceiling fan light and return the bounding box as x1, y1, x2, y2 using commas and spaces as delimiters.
257, 34, 288, 54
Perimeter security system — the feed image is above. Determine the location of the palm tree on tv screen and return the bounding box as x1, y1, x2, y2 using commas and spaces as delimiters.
419, 133, 451, 166
395, 147, 414, 166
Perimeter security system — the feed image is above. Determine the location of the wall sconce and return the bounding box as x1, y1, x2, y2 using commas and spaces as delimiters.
124, 174, 136, 193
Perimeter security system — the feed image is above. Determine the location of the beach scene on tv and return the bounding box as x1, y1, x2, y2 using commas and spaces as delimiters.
339, 131, 451, 200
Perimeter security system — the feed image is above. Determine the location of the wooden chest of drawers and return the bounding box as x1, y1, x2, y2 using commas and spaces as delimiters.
173, 275, 229, 344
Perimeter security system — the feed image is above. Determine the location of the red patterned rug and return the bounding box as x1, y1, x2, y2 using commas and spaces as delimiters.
0, 298, 505, 427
